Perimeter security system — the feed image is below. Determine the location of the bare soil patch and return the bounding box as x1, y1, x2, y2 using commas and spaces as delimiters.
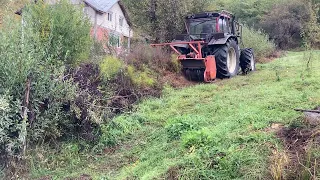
271, 106, 320, 179
258, 51, 285, 64
161, 71, 196, 88
165, 166, 181, 180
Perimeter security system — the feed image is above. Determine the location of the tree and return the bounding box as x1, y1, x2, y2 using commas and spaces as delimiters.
122, 0, 209, 42
303, 0, 320, 48
260, 0, 310, 49
207, 0, 281, 27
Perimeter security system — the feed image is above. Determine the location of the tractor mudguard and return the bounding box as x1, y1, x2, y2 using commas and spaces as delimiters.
171, 40, 189, 48
208, 35, 238, 45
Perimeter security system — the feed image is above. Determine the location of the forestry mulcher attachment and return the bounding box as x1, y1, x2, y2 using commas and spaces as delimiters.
151, 11, 255, 82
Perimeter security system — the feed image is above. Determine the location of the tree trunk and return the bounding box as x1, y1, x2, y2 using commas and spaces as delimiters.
150, 0, 159, 43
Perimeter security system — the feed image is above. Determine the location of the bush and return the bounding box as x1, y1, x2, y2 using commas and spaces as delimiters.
170, 54, 182, 73
126, 65, 156, 88
241, 25, 276, 61
24, 0, 92, 65
100, 56, 123, 80
260, 0, 310, 49
125, 43, 172, 71
0, 0, 93, 174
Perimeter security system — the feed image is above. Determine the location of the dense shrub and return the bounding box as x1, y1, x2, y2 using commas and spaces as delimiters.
100, 56, 123, 80
0, 1, 93, 175
24, 0, 92, 65
126, 65, 156, 88
241, 25, 276, 61
260, 0, 309, 49
124, 43, 183, 74
0, 19, 76, 153
70, 63, 108, 141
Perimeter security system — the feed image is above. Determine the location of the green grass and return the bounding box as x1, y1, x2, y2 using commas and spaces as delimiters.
30, 51, 320, 179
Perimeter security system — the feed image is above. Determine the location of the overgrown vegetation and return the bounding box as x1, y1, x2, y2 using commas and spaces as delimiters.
241, 25, 276, 61
1, 0, 320, 179
0, 1, 187, 177
123, 0, 319, 50
260, 0, 310, 49
26, 1, 92, 65
122, 0, 210, 42
29, 51, 320, 179
0, 1, 93, 178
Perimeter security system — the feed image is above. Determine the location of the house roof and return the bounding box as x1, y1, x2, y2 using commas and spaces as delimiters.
84, 0, 118, 13
118, 1, 132, 27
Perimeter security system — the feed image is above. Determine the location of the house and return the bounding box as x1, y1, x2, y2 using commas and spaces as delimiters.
83, 0, 133, 49
16, 0, 133, 49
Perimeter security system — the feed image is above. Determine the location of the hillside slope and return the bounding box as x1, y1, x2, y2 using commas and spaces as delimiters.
31, 51, 320, 179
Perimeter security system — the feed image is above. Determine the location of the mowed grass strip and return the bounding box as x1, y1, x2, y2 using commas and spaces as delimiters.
30, 51, 320, 179
112, 51, 320, 180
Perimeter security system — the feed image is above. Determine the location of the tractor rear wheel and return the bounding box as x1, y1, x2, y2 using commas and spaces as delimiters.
213, 39, 240, 78
240, 48, 255, 74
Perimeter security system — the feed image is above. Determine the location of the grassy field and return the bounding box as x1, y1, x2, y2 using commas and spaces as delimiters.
30, 51, 320, 179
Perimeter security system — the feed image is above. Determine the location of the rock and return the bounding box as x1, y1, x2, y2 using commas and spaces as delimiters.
304, 112, 320, 126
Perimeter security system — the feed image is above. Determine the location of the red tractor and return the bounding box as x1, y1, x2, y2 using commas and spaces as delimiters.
152, 11, 255, 82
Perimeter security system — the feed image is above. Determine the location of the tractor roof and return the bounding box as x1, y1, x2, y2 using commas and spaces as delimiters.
186, 11, 234, 20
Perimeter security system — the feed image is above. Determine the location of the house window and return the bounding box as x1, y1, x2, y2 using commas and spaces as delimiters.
109, 34, 120, 47
107, 12, 113, 21
218, 17, 227, 33
119, 17, 124, 27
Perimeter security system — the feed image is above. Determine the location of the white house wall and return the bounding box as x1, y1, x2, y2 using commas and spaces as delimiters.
95, 3, 132, 38
43, 0, 133, 39
84, 5, 96, 23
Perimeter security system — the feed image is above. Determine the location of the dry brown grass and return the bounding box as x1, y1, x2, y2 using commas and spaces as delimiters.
270, 149, 289, 180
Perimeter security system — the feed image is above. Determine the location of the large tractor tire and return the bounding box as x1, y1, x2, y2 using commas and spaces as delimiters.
213, 39, 240, 78
240, 48, 255, 74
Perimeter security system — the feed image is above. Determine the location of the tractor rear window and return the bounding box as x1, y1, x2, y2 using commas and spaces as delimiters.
189, 19, 217, 35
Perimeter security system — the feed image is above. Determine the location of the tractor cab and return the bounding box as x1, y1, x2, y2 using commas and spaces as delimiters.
184, 11, 241, 42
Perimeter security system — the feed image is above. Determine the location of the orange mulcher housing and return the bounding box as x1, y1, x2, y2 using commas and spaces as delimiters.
151, 41, 216, 82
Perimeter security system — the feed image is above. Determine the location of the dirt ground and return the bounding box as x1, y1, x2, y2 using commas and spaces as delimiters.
161, 71, 197, 88
271, 106, 320, 179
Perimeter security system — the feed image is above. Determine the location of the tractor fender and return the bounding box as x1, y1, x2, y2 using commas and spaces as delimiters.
172, 40, 189, 48
208, 35, 238, 45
